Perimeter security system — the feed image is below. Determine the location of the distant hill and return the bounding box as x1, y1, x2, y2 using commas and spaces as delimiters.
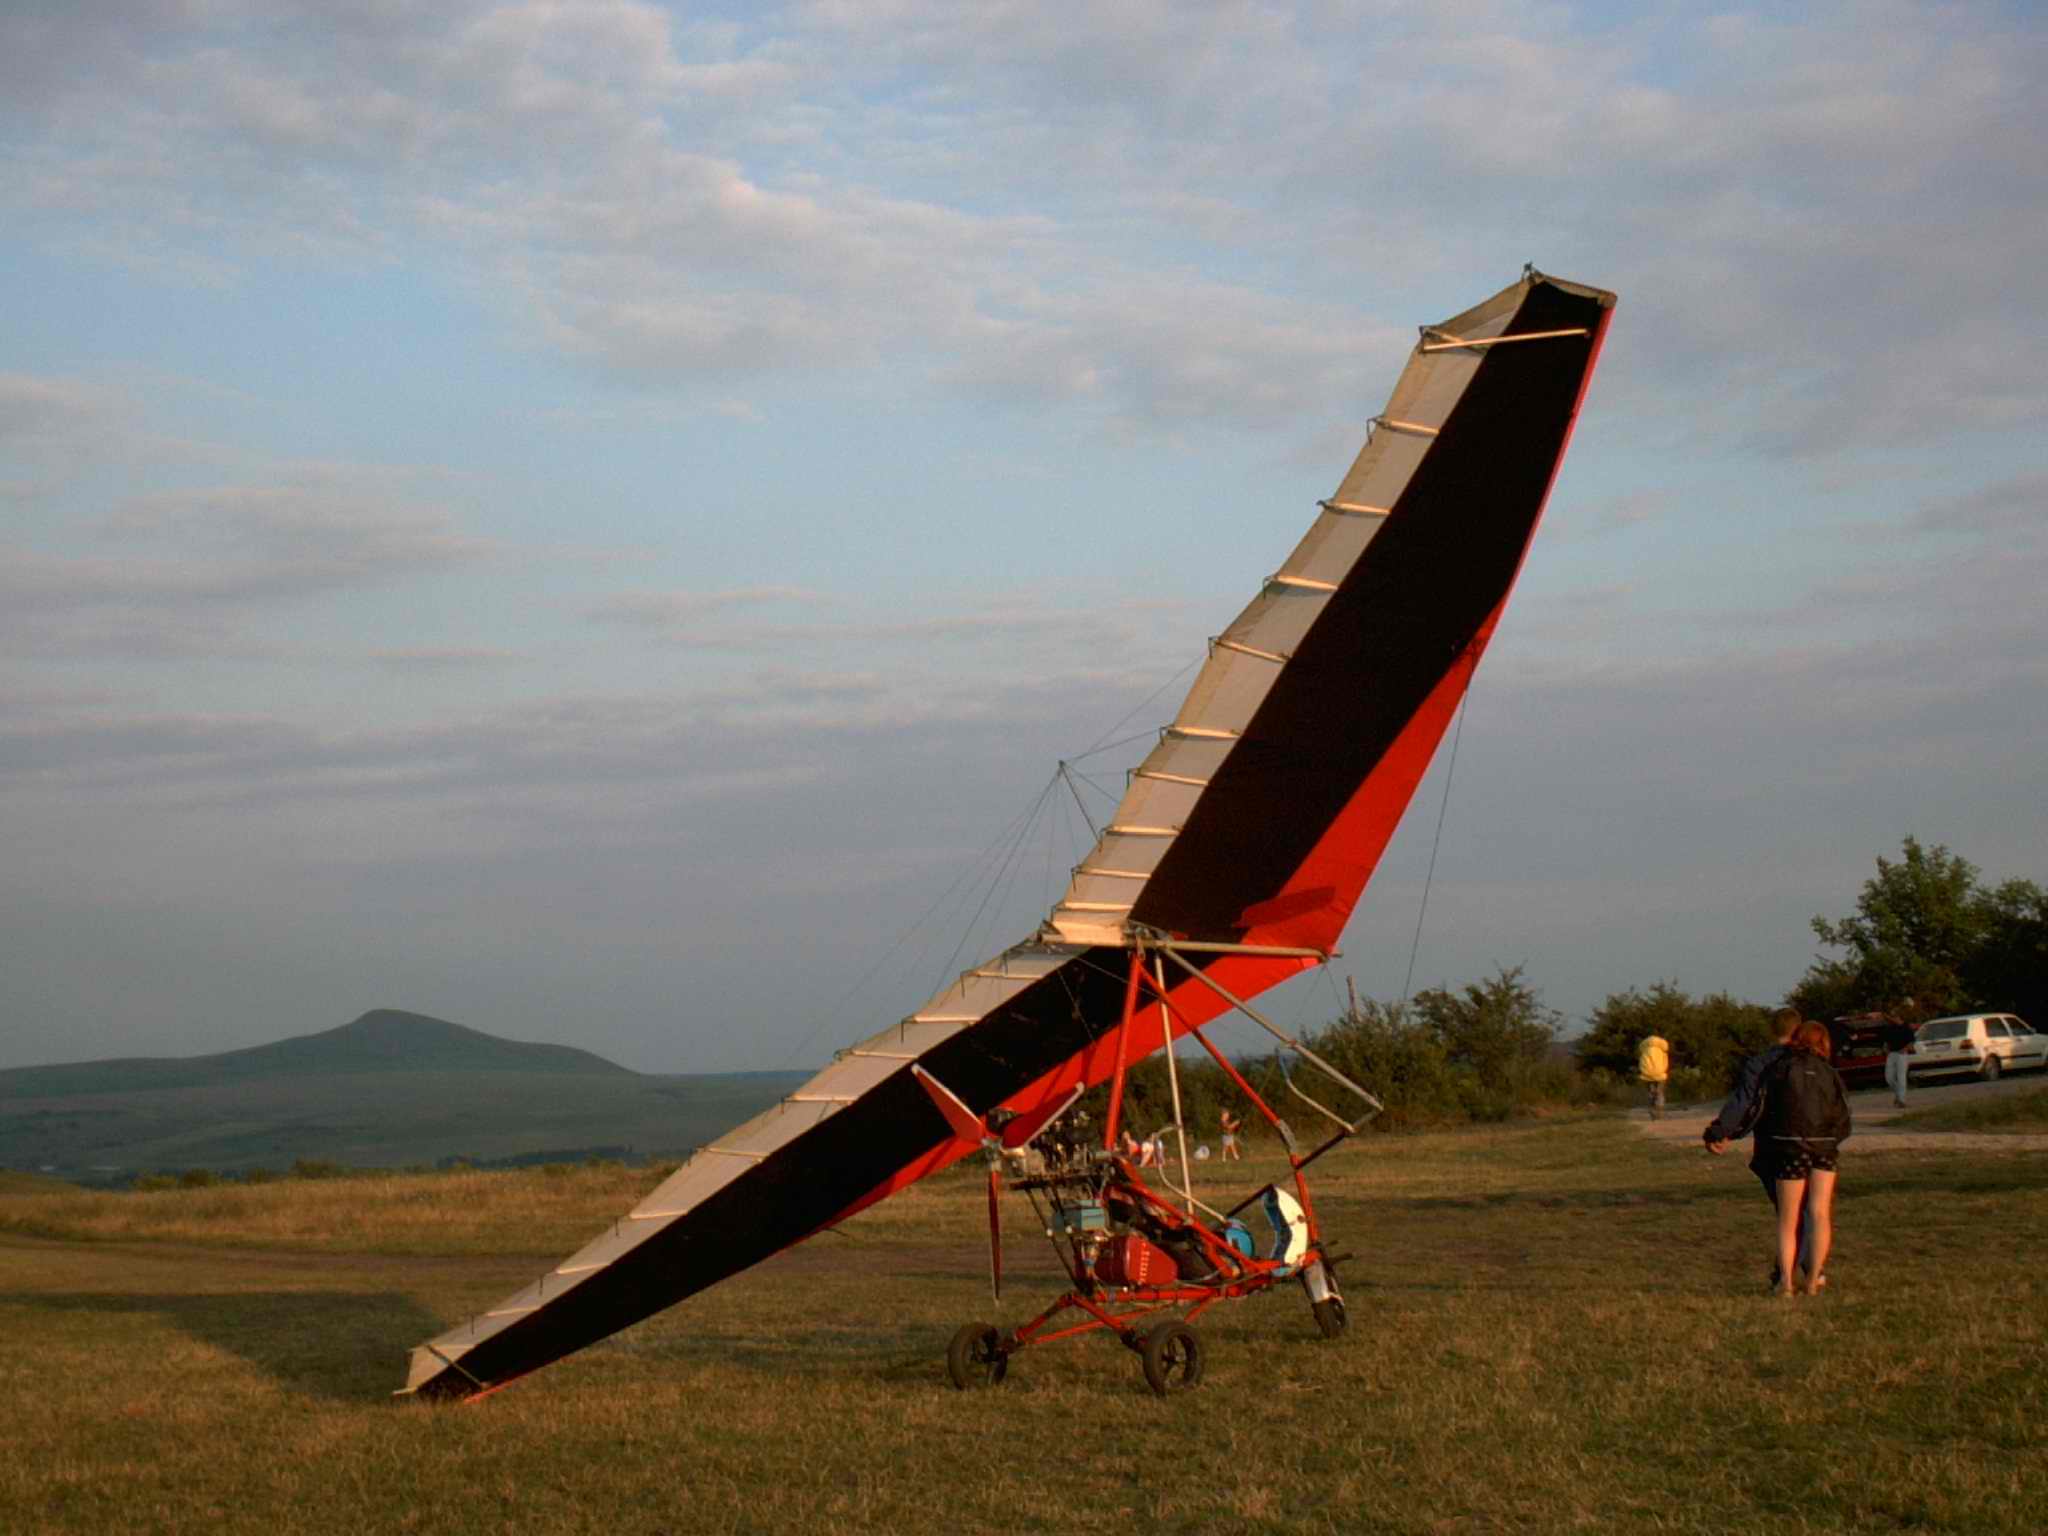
0, 1010, 811, 1181
0, 1009, 632, 1099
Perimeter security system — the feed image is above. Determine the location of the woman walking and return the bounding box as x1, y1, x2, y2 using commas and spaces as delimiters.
1757, 1019, 1852, 1295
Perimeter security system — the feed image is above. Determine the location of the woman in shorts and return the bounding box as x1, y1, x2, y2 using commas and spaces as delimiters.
1758, 1019, 1852, 1295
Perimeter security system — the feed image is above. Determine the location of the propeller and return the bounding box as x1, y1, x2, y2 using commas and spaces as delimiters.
911, 1067, 1083, 1304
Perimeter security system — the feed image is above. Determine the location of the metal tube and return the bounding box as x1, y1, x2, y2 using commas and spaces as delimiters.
1158, 946, 1383, 1118
1156, 954, 1194, 1216
1102, 947, 1146, 1149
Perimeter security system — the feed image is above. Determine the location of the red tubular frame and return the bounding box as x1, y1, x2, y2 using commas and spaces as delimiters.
1134, 959, 1328, 1249
996, 1150, 1328, 1362
1102, 949, 1147, 1151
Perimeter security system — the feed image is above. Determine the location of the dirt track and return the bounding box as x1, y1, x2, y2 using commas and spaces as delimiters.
1633, 1069, 2048, 1152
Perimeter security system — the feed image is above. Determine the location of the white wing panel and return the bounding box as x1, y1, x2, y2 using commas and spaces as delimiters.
1113, 773, 1204, 833
1387, 345, 1483, 426
1328, 426, 1433, 520
1171, 645, 1290, 739
1282, 512, 1385, 590
1219, 589, 1318, 660
1084, 828, 1175, 876
1041, 279, 1523, 945
1137, 732, 1235, 785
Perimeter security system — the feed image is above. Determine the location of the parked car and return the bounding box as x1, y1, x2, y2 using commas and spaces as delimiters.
1827, 1013, 1899, 1087
1909, 1014, 2048, 1081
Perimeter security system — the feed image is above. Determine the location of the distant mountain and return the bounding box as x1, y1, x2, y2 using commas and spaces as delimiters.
0, 1009, 633, 1099
0, 1010, 812, 1181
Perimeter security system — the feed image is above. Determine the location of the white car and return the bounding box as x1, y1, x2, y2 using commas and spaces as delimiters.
1909, 1013, 2048, 1081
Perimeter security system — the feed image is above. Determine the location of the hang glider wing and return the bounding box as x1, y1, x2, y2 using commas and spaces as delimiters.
401, 270, 1615, 1399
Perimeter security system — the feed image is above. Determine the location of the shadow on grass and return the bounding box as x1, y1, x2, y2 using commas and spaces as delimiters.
20, 1289, 442, 1402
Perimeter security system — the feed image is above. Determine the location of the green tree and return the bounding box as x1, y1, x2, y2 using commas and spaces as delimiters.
1289, 996, 1457, 1129
1411, 967, 1560, 1088
1794, 837, 1994, 1020
1963, 878, 2048, 1022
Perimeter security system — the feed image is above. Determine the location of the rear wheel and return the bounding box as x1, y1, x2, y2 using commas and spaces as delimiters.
946, 1322, 1008, 1390
1982, 1055, 2002, 1082
1312, 1296, 1348, 1339
1140, 1320, 1203, 1395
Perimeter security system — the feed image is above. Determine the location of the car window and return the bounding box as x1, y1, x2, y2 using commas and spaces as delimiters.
1920, 1021, 1967, 1041
2012, 1021, 2036, 1037
1987, 1020, 2009, 1039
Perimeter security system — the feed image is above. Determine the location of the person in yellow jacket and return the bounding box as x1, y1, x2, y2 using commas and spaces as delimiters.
1637, 1034, 1671, 1120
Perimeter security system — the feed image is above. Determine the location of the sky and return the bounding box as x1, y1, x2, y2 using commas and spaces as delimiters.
4, 0, 2044, 1074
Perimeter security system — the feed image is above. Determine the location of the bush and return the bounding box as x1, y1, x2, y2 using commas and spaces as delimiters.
1240, 967, 1569, 1132
177, 1168, 218, 1188
1576, 983, 1773, 1093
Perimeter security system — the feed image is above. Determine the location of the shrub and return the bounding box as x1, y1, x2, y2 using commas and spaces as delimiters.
1576, 983, 1773, 1092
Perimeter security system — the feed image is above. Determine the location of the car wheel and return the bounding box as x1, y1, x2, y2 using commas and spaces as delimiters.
1982, 1055, 2001, 1082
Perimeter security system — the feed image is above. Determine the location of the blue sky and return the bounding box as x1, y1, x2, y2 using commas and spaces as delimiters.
4, 0, 2044, 1072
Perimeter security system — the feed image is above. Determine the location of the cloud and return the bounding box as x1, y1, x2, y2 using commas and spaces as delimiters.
588, 584, 821, 644
0, 373, 133, 501
369, 645, 531, 670
2, 466, 495, 659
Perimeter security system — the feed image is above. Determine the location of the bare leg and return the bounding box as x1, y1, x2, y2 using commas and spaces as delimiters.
1802, 1169, 1836, 1290
1773, 1178, 1806, 1293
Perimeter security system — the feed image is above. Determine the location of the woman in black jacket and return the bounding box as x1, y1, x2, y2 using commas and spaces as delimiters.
1757, 1019, 1852, 1295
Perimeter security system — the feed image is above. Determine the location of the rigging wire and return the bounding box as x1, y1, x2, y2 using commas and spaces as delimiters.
932, 771, 1060, 994
1055, 761, 1101, 841
776, 772, 1057, 1071
1063, 727, 1160, 765
1064, 765, 1121, 804
1400, 664, 1477, 1004
1066, 656, 1200, 763
781, 651, 1204, 1070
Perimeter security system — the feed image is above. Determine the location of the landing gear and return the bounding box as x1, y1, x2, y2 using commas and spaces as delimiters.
1311, 1296, 1348, 1338
1139, 1319, 1203, 1395
946, 1322, 1009, 1389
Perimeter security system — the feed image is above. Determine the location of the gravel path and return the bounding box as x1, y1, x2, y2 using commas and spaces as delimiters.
1632, 1070, 2048, 1152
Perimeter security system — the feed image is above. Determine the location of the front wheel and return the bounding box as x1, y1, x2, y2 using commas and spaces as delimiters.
946, 1322, 1008, 1390
1140, 1319, 1203, 1395
1311, 1296, 1348, 1339
1982, 1055, 2002, 1082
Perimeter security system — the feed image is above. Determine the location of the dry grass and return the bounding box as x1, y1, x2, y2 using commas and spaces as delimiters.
1892, 1079, 2048, 1133
3, 1117, 2044, 1534
0, 1162, 667, 1256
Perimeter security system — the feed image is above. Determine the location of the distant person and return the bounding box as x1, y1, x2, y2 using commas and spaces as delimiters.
1882, 1017, 1916, 1107
1636, 1033, 1670, 1119
1119, 1130, 1142, 1162
1219, 1109, 1243, 1161
1704, 1007, 1813, 1289
1753, 1019, 1851, 1294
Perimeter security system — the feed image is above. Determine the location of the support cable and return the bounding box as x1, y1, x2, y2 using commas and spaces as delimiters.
1402, 665, 1476, 1004
778, 769, 1056, 1071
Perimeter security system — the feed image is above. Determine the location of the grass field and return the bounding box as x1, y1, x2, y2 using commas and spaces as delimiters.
3, 1115, 2044, 1535
1893, 1083, 2048, 1133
